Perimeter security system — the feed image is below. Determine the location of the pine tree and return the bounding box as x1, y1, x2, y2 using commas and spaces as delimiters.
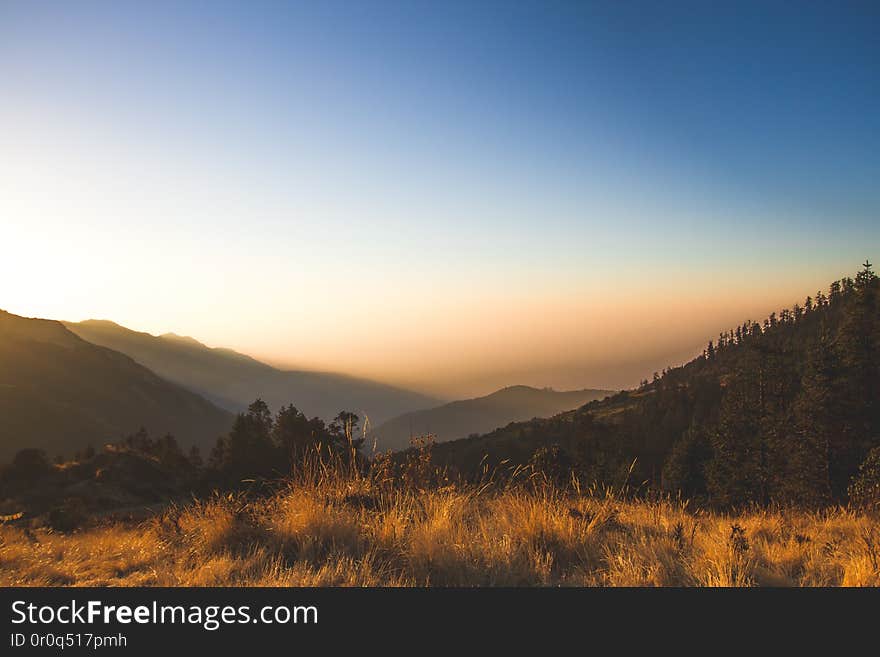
273, 404, 326, 467
706, 351, 767, 506
789, 328, 840, 503
223, 398, 278, 479
834, 260, 880, 494
188, 445, 203, 468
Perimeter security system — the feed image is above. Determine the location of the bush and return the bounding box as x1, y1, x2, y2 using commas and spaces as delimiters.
8, 448, 52, 480
48, 498, 88, 532
849, 446, 880, 511
527, 444, 574, 486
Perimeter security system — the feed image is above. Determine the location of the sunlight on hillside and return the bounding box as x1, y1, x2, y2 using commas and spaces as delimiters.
2, 464, 877, 587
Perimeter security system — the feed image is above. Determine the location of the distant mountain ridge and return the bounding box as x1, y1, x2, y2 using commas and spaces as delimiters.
0, 310, 233, 461
374, 385, 615, 452
65, 320, 440, 426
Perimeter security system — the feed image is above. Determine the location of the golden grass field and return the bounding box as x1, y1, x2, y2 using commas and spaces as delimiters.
1, 456, 878, 587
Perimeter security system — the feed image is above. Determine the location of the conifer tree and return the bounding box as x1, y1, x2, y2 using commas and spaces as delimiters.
223, 398, 277, 479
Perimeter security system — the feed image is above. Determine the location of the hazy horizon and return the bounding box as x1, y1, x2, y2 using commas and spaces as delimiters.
3, 2, 878, 399
8, 270, 853, 400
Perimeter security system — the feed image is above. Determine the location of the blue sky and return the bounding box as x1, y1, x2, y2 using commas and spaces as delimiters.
2, 1, 878, 395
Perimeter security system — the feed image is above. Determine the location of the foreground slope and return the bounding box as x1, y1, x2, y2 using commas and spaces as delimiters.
0, 311, 232, 460
375, 385, 614, 452
1, 466, 876, 586
66, 320, 439, 425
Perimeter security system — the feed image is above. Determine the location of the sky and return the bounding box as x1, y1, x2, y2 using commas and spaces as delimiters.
1, 1, 879, 398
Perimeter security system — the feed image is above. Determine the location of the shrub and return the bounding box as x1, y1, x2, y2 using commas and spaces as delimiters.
11, 448, 52, 477
849, 446, 880, 511
48, 498, 88, 532
527, 444, 574, 487
2, 449, 52, 486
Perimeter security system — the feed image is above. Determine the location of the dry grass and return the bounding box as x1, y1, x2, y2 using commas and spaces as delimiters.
1, 463, 878, 587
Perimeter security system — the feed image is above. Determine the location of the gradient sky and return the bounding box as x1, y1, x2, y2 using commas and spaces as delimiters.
2, 1, 879, 398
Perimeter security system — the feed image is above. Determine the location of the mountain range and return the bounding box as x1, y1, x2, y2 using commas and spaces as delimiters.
4, 312, 619, 463
65, 319, 440, 427
0, 310, 233, 461
373, 385, 614, 452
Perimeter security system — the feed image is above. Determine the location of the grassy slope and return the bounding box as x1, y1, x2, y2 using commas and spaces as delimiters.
1, 467, 877, 586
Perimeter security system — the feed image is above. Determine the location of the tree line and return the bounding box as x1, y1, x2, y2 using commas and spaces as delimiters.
207, 401, 363, 482
663, 261, 879, 506
2, 401, 366, 492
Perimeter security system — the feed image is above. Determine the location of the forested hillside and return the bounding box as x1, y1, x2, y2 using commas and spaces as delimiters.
430, 263, 880, 507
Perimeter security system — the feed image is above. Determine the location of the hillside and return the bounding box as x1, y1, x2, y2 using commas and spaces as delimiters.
0, 310, 233, 460
2, 455, 877, 586
427, 264, 880, 507
374, 385, 614, 452
65, 320, 439, 425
